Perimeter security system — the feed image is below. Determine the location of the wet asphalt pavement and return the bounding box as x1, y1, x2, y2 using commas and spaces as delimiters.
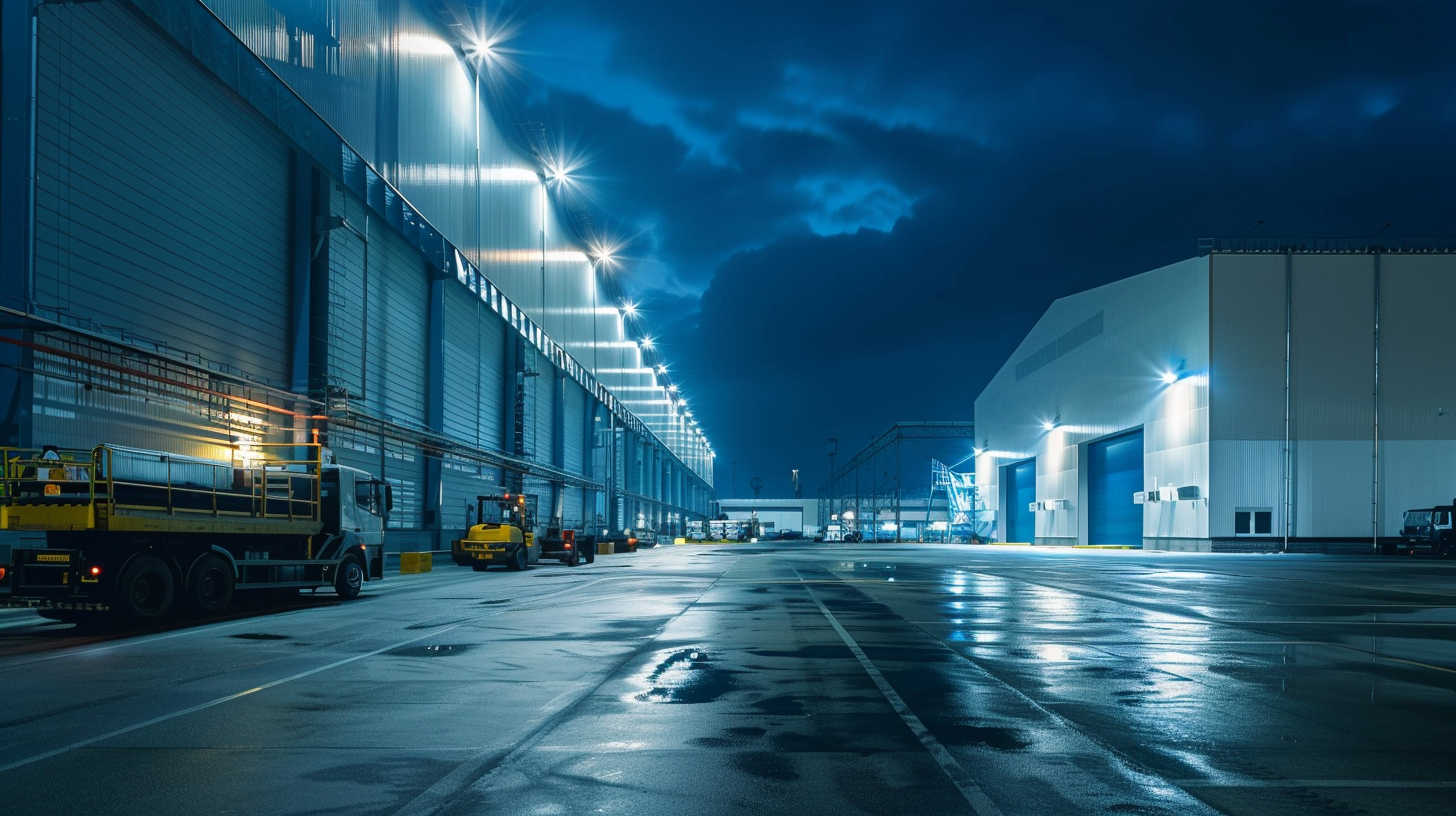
2, 543, 1455, 815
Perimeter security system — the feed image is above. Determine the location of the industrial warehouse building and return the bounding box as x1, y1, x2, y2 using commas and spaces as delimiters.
0, 1, 713, 552
718, 498, 822, 537
974, 247, 1456, 551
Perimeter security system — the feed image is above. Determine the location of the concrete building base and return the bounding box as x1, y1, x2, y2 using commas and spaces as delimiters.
1145, 538, 1212, 552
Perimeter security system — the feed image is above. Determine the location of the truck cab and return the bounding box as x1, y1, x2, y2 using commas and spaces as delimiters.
1400, 504, 1454, 557
321, 464, 389, 571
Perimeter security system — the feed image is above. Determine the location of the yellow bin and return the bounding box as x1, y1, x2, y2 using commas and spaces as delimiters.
399, 552, 433, 574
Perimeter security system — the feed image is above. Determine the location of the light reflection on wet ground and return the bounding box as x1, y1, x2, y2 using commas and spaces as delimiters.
4, 544, 1455, 815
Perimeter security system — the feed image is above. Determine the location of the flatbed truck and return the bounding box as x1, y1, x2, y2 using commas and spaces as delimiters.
0, 443, 389, 620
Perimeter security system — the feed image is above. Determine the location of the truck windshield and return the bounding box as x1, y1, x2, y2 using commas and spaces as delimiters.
1405, 510, 1432, 527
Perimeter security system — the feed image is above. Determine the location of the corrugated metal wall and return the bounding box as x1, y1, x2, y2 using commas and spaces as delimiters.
201, 0, 715, 484
33, 2, 290, 387
1379, 255, 1456, 534
15, 0, 712, 549
974, 257, 1211, 545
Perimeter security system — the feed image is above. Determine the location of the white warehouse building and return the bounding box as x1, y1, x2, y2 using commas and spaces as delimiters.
973, 247, 1456, 552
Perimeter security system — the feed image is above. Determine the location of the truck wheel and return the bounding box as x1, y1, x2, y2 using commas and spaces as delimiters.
508, 546, 527, 571
566, 547, 580, 567
116, 554, 176, 620
584, 544, 595, 564
334, 556, 365, 600
471, 562, 489, 572
186, 553, 235, 614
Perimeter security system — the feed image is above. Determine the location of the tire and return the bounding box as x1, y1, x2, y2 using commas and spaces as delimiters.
185, 553, 235, 614
334, 556, 365, 600
115, 554, 176, 620
584, 544, 595, 564
508, 545, 527, 571
471, 562, 489, 572
565, 547, 580, 567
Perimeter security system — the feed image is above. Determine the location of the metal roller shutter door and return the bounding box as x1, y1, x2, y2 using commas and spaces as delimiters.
443, 285, 483, 446
561, 487, 584, 530
441, 457, 500, 534
33, 2, 290, 386
1089, 430, 1143, 546
530, 356, 557, 464
329, 427, 423, 531
562, 381, 586, 475
1004, 459, 1036, 543
356, 192, 428, 428
524, 477, 554, 528
478, 322, 505, 451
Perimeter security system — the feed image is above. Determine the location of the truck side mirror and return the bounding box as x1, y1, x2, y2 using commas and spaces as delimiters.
384, 483, 394, 513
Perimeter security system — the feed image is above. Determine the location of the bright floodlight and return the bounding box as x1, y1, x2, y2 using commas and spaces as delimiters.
589, 241, 618, 268
1041, 420, 1057, 431
621, 301, 637, 317
655, 364, 667, 374
640, 337, 655, 349
1160, 370, 1179, 384
464, 36, 494, 61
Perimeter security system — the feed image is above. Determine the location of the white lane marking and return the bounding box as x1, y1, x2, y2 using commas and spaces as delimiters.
795, 569, 1003, 816
0, 571, 623, 671
0, 576, 621, 774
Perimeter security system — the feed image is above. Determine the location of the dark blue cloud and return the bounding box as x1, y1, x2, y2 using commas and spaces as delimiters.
492, 0, 1456, 496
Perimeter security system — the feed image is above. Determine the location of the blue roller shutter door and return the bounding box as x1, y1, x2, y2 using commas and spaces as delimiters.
1089, 429, 1143, 546
1005, 459, 1036, 542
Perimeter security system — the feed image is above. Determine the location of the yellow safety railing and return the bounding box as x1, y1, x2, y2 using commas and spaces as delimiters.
1, 444, 322, 525
0, 446, 98, 504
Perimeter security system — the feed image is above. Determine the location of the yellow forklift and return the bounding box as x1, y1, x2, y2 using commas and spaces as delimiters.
452, 493, 593, 570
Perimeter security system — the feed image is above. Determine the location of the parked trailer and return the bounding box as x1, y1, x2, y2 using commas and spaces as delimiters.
0, 444, 390, 621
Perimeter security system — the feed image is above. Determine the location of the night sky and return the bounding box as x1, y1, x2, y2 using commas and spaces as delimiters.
494, 1, 1456, 498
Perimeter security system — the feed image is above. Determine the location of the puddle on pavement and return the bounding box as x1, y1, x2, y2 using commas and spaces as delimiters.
631, 648, 737, 704
230, 633, 289, 640
935, 724, 1031, 750
389, 643, 476, 657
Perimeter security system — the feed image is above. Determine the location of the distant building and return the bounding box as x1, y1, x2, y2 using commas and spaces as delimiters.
718, 499, 821, 536
974, 248, 1456, 551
